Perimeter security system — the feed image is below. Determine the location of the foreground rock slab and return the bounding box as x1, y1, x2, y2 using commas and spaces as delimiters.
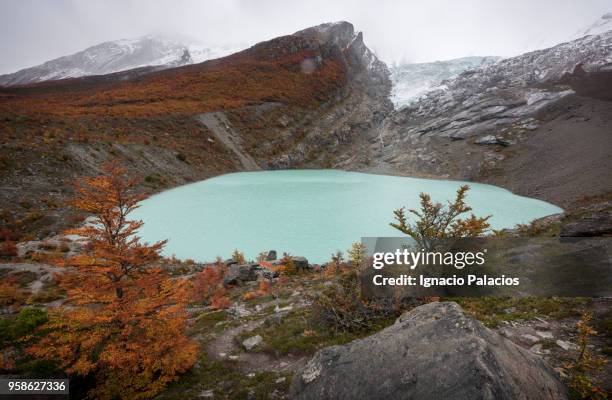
290, 302, 567, 400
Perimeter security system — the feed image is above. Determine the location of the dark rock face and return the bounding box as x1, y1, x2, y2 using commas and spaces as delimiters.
264, 21, 393, 171
561, 215, 612, 237
223, 263, 259, 285
346, 31, 612, 189
223, 263, 278, 284
292, 256, 309, 272
290, 302, 567, 400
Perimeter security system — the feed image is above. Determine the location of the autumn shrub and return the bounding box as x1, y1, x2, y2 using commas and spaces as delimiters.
193, 260, 230, 309
566, 313, 609, 399
0, 240, 17, 259
211, 287, 231, 309
311, 265, 397, 333
324, 251, 345, 277
0, 231, 17, 259
0, 274, 29, 308
281, 252, 297, 275
28, 162, 198, 400
390, 185, 491, 250
232, 249, 246, 264
347, 242, 367, 271
243, 280, 272, 301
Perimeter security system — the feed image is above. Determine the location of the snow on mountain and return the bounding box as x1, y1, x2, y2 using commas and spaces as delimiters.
389, 56, 500, 108
571, 12, 612, 40
0, 35, 244, 86
388, 30, 612, 140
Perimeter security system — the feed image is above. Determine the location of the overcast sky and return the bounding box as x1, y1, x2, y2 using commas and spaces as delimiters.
0, 0, 609, 74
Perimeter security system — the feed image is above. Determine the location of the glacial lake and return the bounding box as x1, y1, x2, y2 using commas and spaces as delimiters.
133, 170, 562, 264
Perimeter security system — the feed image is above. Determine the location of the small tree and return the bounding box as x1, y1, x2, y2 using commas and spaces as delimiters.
28, 162, 197, 400
232, 249, 246, 264
281, 252, 296, 275
325, 251, 345, 276
347, 242, 367, 271
390, 185, 491, 250
566, 313, 608, 399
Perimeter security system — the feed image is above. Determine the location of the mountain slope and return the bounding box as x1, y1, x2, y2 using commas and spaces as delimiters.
0, 21, 391, 238
352, 30, 612, 208
571, 12, 612, 40
0, 35, 242, 87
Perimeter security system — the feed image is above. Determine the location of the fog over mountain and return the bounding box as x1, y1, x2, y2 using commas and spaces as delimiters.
0, 0, 610, 74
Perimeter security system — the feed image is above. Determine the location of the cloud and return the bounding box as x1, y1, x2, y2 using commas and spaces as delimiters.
0, 0, 609, 73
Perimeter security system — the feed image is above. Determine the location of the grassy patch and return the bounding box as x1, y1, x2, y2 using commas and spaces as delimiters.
453, 297, 588, 327
194, 310, 230, 332
159, 356, 291, 400
237, 308, 395, 358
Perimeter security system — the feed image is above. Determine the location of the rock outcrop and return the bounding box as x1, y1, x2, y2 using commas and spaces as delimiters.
365, 31, 612, 180
290, 302, 568, 400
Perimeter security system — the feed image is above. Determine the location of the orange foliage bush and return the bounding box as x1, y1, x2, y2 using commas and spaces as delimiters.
0, 276, 26, 307
193, 261, 230, 309
211, 287, 231, 309
0, 239, 17, 258
27, 162, 197, 400
0, 229, 17, 259
0, 46, 346, 120
243, 279, 272, 301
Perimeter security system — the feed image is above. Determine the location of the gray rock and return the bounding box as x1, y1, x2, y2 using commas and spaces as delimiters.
253, 265, 278, 280
292, 256, 309, 272
560, 215, 612, 237
242, 335, 263, 351
224, 263, 259, 285
529, 343, 551, 355
522, 334, 541, 343
556, 340, 578, 351
536, 331, 554, 339
266, 250, 277, 261
290, 302, 567, 400
475, 135, 512, 147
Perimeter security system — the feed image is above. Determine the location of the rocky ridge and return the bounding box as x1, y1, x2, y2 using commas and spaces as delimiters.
330, 29, 612, 210
0, 35, 243, 87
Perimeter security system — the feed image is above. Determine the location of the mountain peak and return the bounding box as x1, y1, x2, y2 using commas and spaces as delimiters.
0, 35, 243, 87
571, 12, 612, 40
294, 21, 355, 49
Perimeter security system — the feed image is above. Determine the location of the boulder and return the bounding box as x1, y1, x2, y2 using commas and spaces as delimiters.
223, 263, 259, 285
292, 256, 309, 272
253, 265, 278, 280
266, 250, 278, 261
475, 135, 512, 147
242, 335, 263, 351
290, 302, 567, 400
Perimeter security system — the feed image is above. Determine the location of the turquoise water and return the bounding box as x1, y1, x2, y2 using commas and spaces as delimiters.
133, 170, 562, 264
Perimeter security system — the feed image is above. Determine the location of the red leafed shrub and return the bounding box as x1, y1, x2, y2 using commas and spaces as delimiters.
0, 276, 26, 307
0, 230, 18, 259
211, 287, 231, 310
193, 261, 230, 309
243, 280, 272, 301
